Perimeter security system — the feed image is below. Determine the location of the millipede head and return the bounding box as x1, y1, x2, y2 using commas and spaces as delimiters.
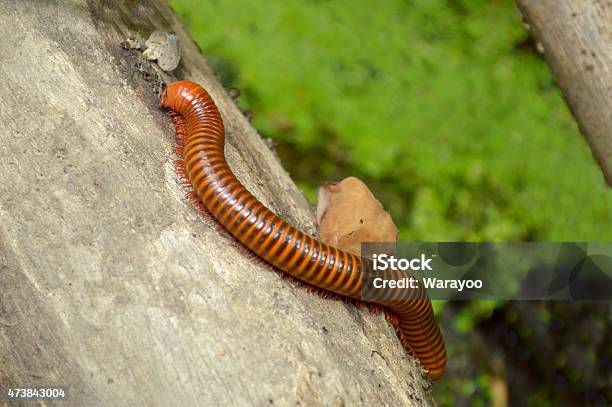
159, 80, 200, 110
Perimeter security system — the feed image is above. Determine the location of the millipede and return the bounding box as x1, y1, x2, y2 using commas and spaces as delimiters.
160, 80, 447, 380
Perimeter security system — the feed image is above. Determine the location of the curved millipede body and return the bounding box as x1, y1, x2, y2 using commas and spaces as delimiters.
160, 80, 447, 380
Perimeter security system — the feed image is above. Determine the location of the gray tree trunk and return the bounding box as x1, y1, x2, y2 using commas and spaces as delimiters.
516, 0, 612, 186
0, 1, 435, 406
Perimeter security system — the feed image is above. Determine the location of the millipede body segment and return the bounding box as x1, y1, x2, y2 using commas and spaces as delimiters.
160, 80, 447, 380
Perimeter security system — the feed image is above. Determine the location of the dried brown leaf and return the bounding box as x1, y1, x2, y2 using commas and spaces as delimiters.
316, 176, 398, 257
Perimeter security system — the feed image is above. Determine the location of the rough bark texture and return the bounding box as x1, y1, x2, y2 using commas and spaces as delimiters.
516, 0, 612, 186
0, 1, 435, 406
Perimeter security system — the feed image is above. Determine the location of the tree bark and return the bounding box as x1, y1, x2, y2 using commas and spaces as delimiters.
516, 0, 612, 186
0, 1, 435, 406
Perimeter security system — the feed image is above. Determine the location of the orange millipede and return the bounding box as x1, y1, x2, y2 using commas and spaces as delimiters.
160, 80, 447, 380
